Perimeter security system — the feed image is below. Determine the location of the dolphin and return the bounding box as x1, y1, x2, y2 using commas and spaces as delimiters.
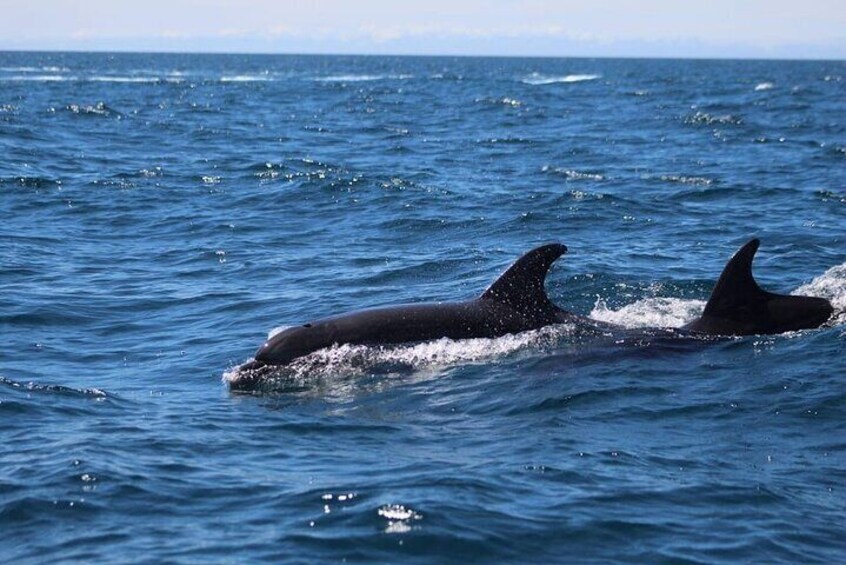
682, 238, 833, 335
238, 243, 582, 375
236, 239, 833, 382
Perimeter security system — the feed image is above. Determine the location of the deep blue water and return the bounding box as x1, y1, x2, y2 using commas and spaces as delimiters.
2, 52, 845, 563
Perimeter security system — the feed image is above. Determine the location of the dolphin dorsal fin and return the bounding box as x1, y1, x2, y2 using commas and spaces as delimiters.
481, 243, 567, 310
702, 238, 770, 317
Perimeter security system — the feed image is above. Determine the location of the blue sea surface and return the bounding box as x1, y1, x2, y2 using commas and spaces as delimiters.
1, 52, 845, 563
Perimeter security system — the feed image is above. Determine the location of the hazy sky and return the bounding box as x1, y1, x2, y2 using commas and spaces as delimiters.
1, 0, 844, 59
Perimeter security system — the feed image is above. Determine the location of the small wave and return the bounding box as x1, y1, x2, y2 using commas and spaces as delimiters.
0, 66, 69, 72
542, 165, 605, 181
378, 504, 423, 533
0, 376, 109, 399
563, 170, 604, 181
1, 75, 69, 82
89, 76, 166, 83
220, 75, 271, 82
658, 175, 713, 186
590, 297, 706, 329
314, 74, 414, 82
522, 73, 600, 85
0, 175, 62, 188
64, 102, 121, 117
476, 96, 523, 108
814, 189, 845, 203
794, 263, 846, 325
478, 136, 532, 145
568, 190, 606, 201
224, 325, 574, 390
0, 74, 184, 84
754, 82, 775, 91
685, 111, 743, 126
139, 167, 163, 178
255, 163, 289, 183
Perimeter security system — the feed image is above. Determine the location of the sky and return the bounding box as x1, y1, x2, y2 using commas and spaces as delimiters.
0, 0, 844, 59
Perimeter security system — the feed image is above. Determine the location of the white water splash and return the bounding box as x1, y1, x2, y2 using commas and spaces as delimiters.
1, 75, 69, 82
89, 76, 180, 83
794, 262, 846, 325
228, 263, 846, 389
589, 297, 705, 329
0, 65, 69, 72
314, 74, 414, 82
590, 263, 846, 330
522, 73, 600, 85
755, 82, 775, 91
378, 504, 422, 534
542, 166, 605, 181
220, 75, 271, 82
223, 324, 575, 388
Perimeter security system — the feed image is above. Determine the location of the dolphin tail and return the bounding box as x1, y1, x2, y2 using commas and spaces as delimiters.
690, 239, 833, 335
481, 243, 567, 313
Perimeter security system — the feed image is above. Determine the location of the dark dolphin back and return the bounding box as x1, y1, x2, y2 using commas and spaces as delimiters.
686, 239, 833, 335
480, 243, 567, 317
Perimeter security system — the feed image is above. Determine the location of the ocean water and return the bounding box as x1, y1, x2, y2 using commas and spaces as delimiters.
1, 51, 845, 562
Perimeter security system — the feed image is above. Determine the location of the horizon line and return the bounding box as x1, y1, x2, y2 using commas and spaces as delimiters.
1, 47, 844, 63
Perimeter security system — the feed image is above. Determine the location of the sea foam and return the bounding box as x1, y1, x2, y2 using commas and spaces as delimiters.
590, 297, 706, 329
224, 324, 574, 389
794, 262, 846, 324
522, 73, 600, 85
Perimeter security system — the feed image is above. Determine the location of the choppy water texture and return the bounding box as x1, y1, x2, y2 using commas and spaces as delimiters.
2, 52, 845, 563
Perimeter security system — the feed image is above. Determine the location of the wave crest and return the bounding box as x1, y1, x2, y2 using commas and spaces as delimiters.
522, 73, 600, 85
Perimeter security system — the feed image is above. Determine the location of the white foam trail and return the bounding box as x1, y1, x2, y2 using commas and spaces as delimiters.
0, 66, 69, 72
522, 73, 600, 85
754, 82, 775, 91
589, 263, 846, 331
658, 174, 712, 185
1, 75, 69, 82
89, 76, 160, 83
590, 297, 705, 329
314, 74, 413, 82
227, 263, 846, 389
794, 262, 846, 324
543, 166, 604, 181
223, 324, 574, 387
0, 75, 184, 83
220, 75, 271, 82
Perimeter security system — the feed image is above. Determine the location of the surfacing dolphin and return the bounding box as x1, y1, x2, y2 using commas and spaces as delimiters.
239, 243, 581, 377
236, 239, 832, 382
682, 238, 832, 335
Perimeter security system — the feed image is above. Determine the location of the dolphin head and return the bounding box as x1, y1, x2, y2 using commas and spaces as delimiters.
252, 323, 330, 367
